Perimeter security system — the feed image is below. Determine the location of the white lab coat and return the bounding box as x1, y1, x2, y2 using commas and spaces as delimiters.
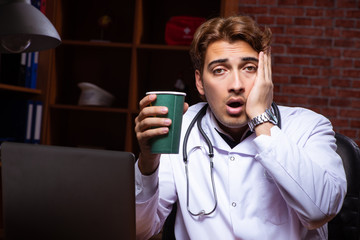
135, 102, 347, 240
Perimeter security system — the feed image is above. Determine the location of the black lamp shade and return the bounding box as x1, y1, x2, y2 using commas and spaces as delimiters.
0, 0, 61, 53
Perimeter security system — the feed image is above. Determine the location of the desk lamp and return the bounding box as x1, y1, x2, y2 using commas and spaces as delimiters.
0, 0, 61, 53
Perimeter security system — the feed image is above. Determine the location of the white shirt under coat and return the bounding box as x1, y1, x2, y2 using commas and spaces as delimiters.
135, 102, 347, 240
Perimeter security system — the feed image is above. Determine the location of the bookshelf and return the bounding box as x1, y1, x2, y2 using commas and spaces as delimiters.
41, 0, 238, 154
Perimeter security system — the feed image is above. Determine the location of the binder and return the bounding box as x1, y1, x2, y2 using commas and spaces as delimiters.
33, 101, 43, 144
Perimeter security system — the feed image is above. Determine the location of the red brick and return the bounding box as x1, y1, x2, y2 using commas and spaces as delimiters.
294, 37, 312, 45
330, 98, 352, 107
351, 99, 360, 108
331, 78, 352, 88
355, 61, 360, 68
334, 39, 355, 48
338, 89, 360, 98
323, 49, 341, 58
331, 119, 350, 128
356, 20, 360, 29
274, 36, 293, 44
315, 0, 335, 7
270, 26, 285, 34
312, 38, 332, 47
312, 58, 331, 66
290, 96, 308, 105
335, 19, 356, 28
325, 9, 344, 18
257, 16, 276, 25
274, 56, 293, 64
344, 49, 360, 58
339, 109, 360, 118
321, 88, 337, 97
344, 69, 360, 78
239, 6, 268, 14
306, 8, 324, 17
308, 97, 329, 106
319, 107, 338, 118
287, 47, 325, 56
342, 29, 360, 39
290, 76, 308, 84
282, 85, 320, 95
278, 0, 297, 5
310, 78, 330, 86
270, 7, 305, 16
286, 27, 323, 36
293, 57, 311, 65
296, 0, 314, 6
353, 81, 360, 88
273, 75, 290, 84
333, 59, 353, 68
346, 10, 360, 18
273, 95, 290, 104
271, 45, 286, 54
259, 0, 277, 4
276, 16, 294, 25
350, 120, 360, 128
321, 68, 341, 77
273, 65, 301, 75
294, 17, 312, 26
325, 29, 341, 38
337, 0, 359, 8
239, 0, 257, 4
313, 19, 334, 27
303, 67, 321, 76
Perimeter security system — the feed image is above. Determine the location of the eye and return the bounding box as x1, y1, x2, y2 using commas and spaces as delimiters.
212, 67, 226, 75
244, 65, 257, 72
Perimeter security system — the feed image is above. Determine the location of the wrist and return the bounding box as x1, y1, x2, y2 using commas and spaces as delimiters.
248, 107, 278, 132
138, 153, 160, 175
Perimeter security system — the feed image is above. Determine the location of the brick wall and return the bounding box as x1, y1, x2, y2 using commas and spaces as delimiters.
236, 0, 360, 145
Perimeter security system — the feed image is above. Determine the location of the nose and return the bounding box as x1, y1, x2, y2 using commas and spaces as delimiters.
228, 71, 244, 94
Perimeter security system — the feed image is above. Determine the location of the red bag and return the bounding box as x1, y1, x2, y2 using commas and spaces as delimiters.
165, 16, 206, 45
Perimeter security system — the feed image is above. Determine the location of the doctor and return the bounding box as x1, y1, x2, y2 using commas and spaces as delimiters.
134, 15, 346, 239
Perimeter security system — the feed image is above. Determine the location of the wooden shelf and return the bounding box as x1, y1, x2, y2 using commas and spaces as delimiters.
0, 83, 41, 95
62, 39, 132, 49
50, 104, 137, 114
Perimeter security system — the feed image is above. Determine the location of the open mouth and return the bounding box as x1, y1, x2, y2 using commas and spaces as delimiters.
226, 99, 244, 115
228, 102, 242, 108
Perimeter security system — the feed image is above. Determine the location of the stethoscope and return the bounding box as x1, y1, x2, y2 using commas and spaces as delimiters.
182, 102, 282, 217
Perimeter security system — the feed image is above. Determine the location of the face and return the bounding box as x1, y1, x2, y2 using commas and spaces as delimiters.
195, 40, 259, 139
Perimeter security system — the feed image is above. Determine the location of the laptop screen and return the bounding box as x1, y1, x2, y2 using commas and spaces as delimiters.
1, 142, 135, 240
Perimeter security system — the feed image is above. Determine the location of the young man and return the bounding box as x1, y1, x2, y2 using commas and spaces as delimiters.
134, 15, 346, 239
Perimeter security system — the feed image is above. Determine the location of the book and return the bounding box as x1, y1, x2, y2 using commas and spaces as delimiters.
25, 52, 32, 88
32, 101, 43, 143
25, 100, 35, 143
30, 52, 39, 89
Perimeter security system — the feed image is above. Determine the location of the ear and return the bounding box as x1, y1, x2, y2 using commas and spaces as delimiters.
195, 70, 205, 96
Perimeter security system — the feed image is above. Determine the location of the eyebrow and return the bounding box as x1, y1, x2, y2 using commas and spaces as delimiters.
207, 57, 259, 70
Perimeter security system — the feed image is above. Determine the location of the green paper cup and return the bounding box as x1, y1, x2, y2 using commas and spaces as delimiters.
146, 91, 186, 154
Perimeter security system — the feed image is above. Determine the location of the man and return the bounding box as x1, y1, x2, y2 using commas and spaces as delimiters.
134, 15, 346, 239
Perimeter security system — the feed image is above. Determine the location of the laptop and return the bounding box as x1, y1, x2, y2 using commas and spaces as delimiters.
1, 142, 136, 240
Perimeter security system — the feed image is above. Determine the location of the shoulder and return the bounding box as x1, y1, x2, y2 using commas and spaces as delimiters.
278, 105, 333, 133
279, 105, 327, 122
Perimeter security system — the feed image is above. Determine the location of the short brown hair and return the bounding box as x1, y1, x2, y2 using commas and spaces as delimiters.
190, 15, 272, 74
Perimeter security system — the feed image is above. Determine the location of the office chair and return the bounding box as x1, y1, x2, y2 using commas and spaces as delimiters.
161, 132, 360, 240
328, 132, 360, 240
